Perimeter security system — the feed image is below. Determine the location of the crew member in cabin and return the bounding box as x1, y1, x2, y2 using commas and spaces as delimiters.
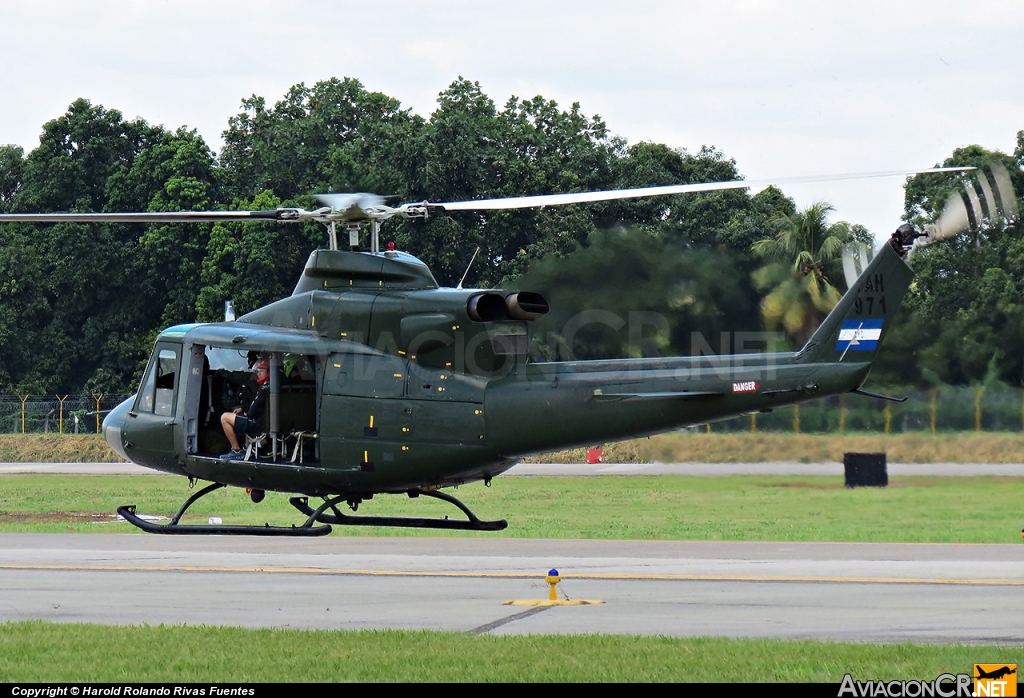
220, 358, 270, 460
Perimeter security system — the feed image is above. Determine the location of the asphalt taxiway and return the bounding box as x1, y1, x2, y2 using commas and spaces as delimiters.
1, 534, 1021, 643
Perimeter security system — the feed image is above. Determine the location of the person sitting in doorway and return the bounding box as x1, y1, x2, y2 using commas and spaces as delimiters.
220, 358, 270, 460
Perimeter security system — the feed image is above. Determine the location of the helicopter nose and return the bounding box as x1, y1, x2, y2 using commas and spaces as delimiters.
102, 397, 133, 462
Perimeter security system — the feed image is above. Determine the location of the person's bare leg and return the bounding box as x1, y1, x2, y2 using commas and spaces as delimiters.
220, 412, 241, 450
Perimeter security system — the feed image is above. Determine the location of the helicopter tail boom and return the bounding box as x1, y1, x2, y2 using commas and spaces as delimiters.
481, 227, 920, 459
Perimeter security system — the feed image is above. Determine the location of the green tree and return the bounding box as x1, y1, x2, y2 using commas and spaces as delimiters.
391, 79, 619, 287
601, 143, 751, 247
16, 99, 160, 213
0, 100, 216, 394
220, 77, 424, 202
0, 80, 843, 395
106, 127, 221, 327
196, 190, 321, 321
751, 202, 855, 347
0, 101, 161, 393
0, 145, 23, 212
515, 228, 755, 361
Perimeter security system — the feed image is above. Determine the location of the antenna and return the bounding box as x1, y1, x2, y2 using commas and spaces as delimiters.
456, 246, 481, 290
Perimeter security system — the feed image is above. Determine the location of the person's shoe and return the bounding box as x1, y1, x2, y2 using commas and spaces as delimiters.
221, 449, 245, 461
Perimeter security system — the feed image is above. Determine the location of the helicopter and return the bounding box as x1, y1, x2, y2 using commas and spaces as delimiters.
0, 164, 1006, 536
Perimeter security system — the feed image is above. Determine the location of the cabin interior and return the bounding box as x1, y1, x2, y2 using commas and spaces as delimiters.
190, 347, 320, 463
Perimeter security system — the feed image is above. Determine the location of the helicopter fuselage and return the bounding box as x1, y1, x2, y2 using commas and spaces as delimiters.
104, 238, 910, 500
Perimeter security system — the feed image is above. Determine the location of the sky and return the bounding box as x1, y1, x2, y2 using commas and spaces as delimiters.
1, 0, 1022, 239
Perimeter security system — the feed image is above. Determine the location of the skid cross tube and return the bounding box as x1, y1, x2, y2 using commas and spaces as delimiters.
117, 481, 333, 536
290, 488, 508, 531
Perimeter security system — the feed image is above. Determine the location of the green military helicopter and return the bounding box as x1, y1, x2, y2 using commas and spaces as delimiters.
1, 165, 1009, 536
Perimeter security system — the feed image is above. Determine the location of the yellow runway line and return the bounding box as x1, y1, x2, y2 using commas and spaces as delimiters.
0, 563, 1022, 586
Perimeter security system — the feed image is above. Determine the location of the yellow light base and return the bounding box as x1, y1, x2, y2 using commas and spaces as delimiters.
503, 599, 604, 606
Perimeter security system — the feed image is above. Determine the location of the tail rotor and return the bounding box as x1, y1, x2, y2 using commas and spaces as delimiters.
918, 162, 1019, 247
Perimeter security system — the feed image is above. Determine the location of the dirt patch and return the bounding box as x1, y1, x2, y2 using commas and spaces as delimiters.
0, 511, 124, 524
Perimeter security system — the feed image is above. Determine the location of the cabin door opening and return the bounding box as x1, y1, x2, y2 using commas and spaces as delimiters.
184, 346, 319, 463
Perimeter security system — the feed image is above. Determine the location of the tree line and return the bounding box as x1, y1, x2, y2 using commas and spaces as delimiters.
0, 76, 1021, 396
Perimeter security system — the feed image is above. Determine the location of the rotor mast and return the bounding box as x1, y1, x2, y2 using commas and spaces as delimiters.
327, 221, 377, 252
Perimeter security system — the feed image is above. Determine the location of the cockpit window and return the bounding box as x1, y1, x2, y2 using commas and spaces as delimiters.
136, 346, 180, 416
205, 347, 251, 373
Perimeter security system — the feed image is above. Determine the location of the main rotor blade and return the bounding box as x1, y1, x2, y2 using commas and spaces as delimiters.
0, 167, 977, 226
430, 167, 975, 212
0, 209, 305, 223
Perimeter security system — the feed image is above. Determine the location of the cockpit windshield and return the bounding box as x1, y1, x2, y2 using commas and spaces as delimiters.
136, 345, 180, 416
205, 347, 251, 373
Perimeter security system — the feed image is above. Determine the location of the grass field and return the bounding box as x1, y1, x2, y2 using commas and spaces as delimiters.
6, 431, 1024, 464
2, 458, 1020, 683
0, 621, 1013, 683
1, 473, 1022, 542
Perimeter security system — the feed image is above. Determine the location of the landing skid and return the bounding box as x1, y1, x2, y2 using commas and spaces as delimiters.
289, 488, 508, 531
117, 482, 332, 537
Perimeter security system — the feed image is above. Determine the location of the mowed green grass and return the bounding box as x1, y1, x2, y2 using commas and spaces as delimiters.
0, 621, 1013, 683
1, 473, 1021, 542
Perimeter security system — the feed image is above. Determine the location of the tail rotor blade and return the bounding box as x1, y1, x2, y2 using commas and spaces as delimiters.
842, 243, 875, 289
964, 184, 983, 229
976, 172, 999, 220
842, 246, 859, 290
927, 193, 971, 242
990, 161, 1019, 221
858, 245, 871, 273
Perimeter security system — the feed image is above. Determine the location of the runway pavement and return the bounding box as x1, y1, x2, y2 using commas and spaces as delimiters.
4, 461, 1024, 475
1, 534, 1021, 643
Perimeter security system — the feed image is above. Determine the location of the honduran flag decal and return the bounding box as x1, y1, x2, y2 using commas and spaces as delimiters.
836, 319, 883, 351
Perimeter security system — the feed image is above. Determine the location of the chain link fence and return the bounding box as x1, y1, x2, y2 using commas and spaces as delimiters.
713, 385, 1024, 433
0, 395, 133, 434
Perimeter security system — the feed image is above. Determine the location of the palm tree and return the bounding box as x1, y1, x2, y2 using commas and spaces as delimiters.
751, 202, 854, 347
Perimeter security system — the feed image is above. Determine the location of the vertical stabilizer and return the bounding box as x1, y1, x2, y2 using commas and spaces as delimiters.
796, 238, 914, 364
